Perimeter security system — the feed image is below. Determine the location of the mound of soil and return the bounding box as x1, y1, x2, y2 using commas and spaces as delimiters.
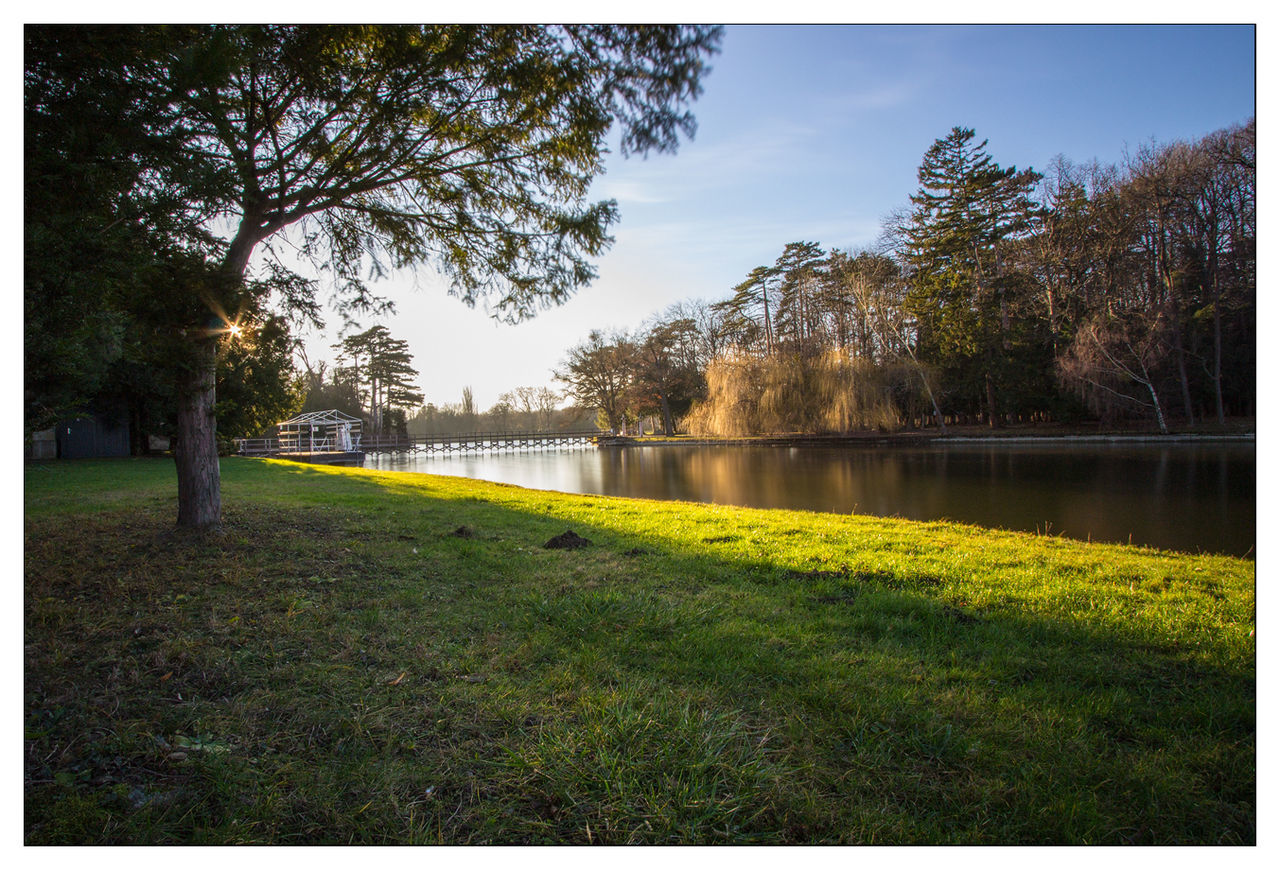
544, 530, 592, 550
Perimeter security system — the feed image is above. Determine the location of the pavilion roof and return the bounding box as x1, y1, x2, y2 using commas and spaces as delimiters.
277, 409, 363, 427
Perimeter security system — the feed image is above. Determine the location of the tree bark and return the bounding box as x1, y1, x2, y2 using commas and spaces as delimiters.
1208, 237, 1226, 424
762, 283, 774, 355
985, 371, 1000, 429
175, 336, 222, 529
1171, 324, 1195, 425
1145, 380, 1170, 436
1212, 294, 1225, 424
171, 223, 260, 530
659, 391, 675, 436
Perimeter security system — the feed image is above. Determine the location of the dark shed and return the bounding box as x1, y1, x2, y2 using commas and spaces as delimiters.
56, 413, 130, 459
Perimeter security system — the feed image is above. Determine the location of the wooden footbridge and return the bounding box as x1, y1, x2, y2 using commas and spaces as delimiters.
236, 426, 606, 461
358, 429, 605, 454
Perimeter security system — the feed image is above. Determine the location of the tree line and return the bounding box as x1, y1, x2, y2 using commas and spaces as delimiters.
298, 332, 592, 439
558, 122, 1255, 435
405, 386, 594, 437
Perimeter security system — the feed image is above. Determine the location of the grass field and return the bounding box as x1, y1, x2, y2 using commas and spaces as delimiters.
23, 456, 1255, 844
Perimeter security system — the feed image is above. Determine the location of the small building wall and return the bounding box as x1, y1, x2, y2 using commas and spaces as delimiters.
26, 428, 57, 460
56, 413, 130, 459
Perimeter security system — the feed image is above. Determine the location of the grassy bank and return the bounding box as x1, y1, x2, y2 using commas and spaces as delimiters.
24, 457, 1255, 844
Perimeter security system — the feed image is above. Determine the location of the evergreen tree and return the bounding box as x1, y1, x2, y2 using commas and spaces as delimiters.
713, 265, 777, 354
334, 326, 424, 434
214, 314, 305, 443
771, 241, 827, 354
300, 362, 365, 421
903, 127, 1043, 424
26, 24, 720, 528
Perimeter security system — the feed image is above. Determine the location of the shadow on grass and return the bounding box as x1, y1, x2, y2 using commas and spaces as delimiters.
23, 458, 1255, 844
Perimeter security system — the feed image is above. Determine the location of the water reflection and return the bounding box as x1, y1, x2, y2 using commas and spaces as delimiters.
366, 442, 1255, 557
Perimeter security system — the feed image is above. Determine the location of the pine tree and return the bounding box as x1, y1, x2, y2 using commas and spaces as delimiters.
713, 265, 778, 354
335, 326, 424, 435
903, 127, 1043, 424
771, 241, 827, 355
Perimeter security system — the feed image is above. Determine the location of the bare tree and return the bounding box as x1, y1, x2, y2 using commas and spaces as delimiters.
555, 331, 634, 432
1059, 309, 1176, 434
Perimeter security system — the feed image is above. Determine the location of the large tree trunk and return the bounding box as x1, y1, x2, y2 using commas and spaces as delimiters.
172, 226, 258, 530
175, 336, 222, 529
659, 391, 675, 436
1171, 327, 1195, 425
985, 371, 1000, 429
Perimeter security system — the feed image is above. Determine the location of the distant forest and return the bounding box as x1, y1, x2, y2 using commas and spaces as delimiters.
558, 121, 1255, 436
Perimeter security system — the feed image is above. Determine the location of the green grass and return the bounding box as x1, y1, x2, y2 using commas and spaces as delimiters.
24, 457, 1255, 844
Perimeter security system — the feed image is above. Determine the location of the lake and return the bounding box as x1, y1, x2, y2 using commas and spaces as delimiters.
365, 440, 1255, 557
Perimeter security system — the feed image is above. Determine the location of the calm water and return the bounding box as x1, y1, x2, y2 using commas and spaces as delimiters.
366, 441, 1256, 557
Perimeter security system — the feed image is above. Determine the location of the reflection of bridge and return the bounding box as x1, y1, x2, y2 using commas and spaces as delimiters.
237, 429, 604, 458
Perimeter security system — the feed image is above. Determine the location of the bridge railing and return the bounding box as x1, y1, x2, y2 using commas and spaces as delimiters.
237, 430, 606, 455
233, 436, 354, 455
409, 428, 602, 442
361, 429, 605, 450
235, 437, 281, 455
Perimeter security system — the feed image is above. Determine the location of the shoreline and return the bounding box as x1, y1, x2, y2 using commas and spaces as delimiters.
606, 432, 1255, 448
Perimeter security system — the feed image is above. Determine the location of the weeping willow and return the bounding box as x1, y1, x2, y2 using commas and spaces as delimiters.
685, 350, 923, 436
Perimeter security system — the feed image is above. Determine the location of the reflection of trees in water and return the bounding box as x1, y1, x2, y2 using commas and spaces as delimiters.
373, 444, 1253, 555
633, 448, 947, 515
607, 445, 1252, 555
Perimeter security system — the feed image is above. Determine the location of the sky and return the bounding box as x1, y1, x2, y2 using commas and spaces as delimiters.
284, 22, 1256, 413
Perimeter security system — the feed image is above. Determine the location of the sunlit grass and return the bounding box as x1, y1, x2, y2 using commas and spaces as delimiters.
24, 457, 1254, 843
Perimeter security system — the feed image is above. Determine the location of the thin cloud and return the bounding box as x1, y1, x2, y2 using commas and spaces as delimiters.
615, 212, 885, 270
826, 79, 919, 112
592, 178, 669, 204
601, 121, 822, 203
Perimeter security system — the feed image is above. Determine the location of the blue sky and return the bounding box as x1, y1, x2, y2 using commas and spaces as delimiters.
296, 23, 1257, 412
